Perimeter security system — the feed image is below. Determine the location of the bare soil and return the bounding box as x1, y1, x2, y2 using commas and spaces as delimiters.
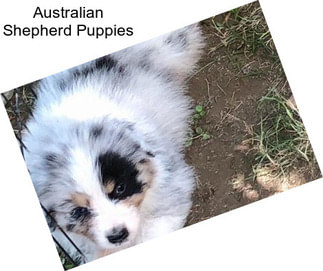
185, 16, 321, 225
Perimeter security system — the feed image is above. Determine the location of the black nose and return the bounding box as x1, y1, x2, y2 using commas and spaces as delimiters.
107, 227, 129, 244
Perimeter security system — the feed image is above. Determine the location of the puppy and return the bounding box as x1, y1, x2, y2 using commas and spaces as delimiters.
23, 24, 204, 264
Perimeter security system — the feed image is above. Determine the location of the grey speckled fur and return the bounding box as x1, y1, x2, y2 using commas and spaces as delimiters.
23, 24, 204, 263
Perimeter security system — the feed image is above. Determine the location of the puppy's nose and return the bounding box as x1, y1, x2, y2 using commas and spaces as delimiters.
107, 227, 129, 244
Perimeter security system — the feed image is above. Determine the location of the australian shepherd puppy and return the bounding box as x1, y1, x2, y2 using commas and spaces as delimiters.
23, 24, 204, 264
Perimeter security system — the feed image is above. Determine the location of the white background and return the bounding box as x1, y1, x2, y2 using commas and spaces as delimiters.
0, 0, 322, 270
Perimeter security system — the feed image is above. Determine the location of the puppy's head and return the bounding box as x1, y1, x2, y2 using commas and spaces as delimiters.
32, 121, 156, 254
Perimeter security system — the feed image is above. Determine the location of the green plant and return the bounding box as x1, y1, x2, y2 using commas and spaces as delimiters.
186, 105, 211, 147
59, 250, 76, 270
194, 105, 206, 119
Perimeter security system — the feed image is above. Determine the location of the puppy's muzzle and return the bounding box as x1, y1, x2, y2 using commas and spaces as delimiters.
107, 227, 129, 244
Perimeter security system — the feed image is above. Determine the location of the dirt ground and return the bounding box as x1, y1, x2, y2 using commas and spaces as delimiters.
185, 11, 321, 225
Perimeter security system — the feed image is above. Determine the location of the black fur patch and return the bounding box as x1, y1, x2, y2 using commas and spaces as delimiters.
98, 152, 142, 200
146, 151, 155, 157
95, 56, 117, 71
89, 125, 104, 139
72, 67, 95, 80
70, 207, 92, 223
66, 224, 76, 231
59, 56, 118, 90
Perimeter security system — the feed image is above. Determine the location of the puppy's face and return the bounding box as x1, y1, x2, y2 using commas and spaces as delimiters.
43, 145, 155, 253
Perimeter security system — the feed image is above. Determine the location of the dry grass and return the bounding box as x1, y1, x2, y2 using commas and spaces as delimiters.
210, 2, 277, 60
252, 87, 318, 179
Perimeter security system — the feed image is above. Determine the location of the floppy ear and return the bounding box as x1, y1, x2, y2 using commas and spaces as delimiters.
135, 158, 156, 189
120, 158, 156, 207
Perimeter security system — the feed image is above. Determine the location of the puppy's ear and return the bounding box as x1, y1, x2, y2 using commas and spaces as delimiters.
136, 158, 156, 189
120, 158, 156, 207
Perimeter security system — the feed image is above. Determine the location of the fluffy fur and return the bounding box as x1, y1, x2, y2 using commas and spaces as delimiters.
23, 24, 204, 263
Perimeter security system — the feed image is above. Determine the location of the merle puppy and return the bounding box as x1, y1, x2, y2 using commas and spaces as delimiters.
23, 24, 204, 263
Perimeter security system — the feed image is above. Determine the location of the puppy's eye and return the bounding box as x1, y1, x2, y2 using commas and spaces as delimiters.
115, 183, 126, 195
71, 207, 90, 220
